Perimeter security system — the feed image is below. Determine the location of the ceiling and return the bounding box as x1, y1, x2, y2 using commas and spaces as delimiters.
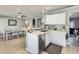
0, 5, 72, 18
70, 12, 79, 18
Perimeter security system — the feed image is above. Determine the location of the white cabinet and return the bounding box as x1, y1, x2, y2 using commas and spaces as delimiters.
46, 14, 57, 24
45, 31, 52, 47
56, 12, 66, 24
45, 12, 66, 24
26, 31, 46, 54
45, 30, 66, 47
27, 33, 39, 54
51, 31, 66, 47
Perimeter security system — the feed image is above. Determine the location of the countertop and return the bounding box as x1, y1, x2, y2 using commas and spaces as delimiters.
27, 31, 46, 35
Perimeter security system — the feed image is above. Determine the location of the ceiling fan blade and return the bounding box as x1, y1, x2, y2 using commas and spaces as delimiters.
21, 15, 27, 17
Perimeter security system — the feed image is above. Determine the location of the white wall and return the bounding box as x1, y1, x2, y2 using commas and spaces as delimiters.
0, 17, 25, 31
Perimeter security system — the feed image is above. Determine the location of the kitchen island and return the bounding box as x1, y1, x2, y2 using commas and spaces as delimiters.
25, 30, 66, 54
26, 31, 46, 54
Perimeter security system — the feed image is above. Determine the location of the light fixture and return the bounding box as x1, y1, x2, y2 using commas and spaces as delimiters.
16, 12, 22, 18
46, 6, 51, 10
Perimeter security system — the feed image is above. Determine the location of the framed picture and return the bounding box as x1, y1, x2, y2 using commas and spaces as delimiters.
8, 19, 17, 26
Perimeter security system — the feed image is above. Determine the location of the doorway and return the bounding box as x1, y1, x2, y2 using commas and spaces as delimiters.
67, 12, 79, 47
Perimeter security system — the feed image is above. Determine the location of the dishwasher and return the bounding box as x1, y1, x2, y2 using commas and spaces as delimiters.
39, 33, 45, 53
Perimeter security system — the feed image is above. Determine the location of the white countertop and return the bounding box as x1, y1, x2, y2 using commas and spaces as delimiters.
27, 31, 46, 35
48, 30, 66, 32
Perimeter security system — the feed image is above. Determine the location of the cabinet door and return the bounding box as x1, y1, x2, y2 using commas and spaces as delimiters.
46, 14, 56, 24
45, 31, 51, 47
27, 33, 38, 54
46, 12, 66, 24
51, 31, 66, 47
55, 12, 66, 24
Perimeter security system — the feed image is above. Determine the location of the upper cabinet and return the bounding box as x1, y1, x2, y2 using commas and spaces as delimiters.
45, 12, 66, 24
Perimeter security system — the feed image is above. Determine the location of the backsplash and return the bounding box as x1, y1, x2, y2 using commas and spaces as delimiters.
44, 25, 66, 31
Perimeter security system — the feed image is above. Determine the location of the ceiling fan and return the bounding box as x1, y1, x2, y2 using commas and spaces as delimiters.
16, 12, 27, 19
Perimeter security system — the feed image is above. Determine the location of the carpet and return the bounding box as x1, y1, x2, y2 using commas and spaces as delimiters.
44, 43, 62, 54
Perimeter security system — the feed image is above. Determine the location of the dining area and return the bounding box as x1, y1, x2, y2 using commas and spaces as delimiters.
0, 28, 26, 41
0, 29, 26, 53
0, 26, 26, 53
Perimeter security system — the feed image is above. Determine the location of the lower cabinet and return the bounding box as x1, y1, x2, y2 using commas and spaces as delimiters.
26, 32, 46, 54
51, 31, 66, 47
27, 33, 39, 54
45, 31, 52, 47
46, 30, 66, 47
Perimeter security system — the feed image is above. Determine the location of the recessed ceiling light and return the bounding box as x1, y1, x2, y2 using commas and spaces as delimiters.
46, 6, 51, 10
